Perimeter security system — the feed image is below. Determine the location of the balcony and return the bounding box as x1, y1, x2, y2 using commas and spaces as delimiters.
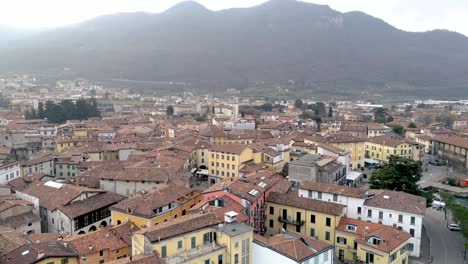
260, 205, 266, 211
278, 216, 305, 226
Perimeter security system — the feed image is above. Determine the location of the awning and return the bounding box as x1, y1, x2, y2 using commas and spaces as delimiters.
364, 158, 379, 164
346, 171, 362, 181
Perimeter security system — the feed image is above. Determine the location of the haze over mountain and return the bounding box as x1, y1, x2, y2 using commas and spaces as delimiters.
0, 0, 467, 97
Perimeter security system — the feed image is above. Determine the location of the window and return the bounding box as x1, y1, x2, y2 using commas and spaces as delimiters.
308, 190, 312, 197
379, 211, 383, 219
310, 228, 315, 237
325, 231, 330, 241
368, 209, 372, 217
241, 238, 250, 264
99, 250, 103, 256
269, 206, 274, 215
161, 246, 167, 258
205, 260, 210, 264
390, 252, 397, 261
398, 214, 403, 223
116, 249, 119, 253
60, 259, 68, 264
99, 261, 105, 264
317, 192, 322, 199
402, 259, 406, 264
326, 217, 331, 227
411, 216, 415, 225
366, 252, 374, 264
408, 243, 414, 251
218, 254, 223, 264
357, 207, 362, 214
178, 240, 182, 249
410, 228, 415, 237
337, 237, 347, 244
191, 237, 196, 249
310, 214, 316, 224
333, 194, 338, 202
234, 254, 239, 264
269, 219, 273, 228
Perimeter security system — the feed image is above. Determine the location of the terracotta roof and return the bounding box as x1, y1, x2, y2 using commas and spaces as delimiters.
365, 190, 426, 216
106, 254, 164, 264
254, 232, 333, 262
111, 185, 200, 218
299, 181, 366, 198
433, 135, 468, 149
0, 241, 78, 264
140, 213, 223, 243
336, 217, 411, 253
366, 136, 410, 148
0, 226, 28, 256
59, 192, 126, 219
267, 191, 345, 216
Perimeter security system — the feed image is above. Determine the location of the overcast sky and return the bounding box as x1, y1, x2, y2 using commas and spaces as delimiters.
1, 0, 467, 36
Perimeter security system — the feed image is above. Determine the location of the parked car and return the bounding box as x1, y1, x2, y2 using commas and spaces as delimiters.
448, 224, 461, 231
429, 160, 445, 166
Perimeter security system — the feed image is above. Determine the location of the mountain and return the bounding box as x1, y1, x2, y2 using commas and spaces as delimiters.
0, 0, 467, 97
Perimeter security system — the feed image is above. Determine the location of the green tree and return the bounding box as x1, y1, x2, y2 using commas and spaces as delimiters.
390, 125, 404, 135
408, 122, 417, 128
374, 107, 386, 120
259, 103, 273, 112
167, 105, 174, 116
405, 105, 413, 113
375, 117, 386, 123
295, 99, 304, 109
369, 156, 432, 206
386, 116, 394, 122
328, 107, 333, 117
442, 193, 468, 249
38, 102, 45, 119
89, 89, 96, 97
316, 102, 326, 116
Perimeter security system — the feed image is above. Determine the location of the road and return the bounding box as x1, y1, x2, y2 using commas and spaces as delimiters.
422, 208, 465, 264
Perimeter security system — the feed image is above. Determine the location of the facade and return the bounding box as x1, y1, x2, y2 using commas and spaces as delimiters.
0, 195, 41, 235
335, 217, 411, 264
0, 161, 21, 184
288, 154, 347, 185
20, 154, 56, 176
132, 212, 253, 264
207, 144, 256, 182
433, 135, 468, 171
266, 191, 346, 245
365, 136, 417, 163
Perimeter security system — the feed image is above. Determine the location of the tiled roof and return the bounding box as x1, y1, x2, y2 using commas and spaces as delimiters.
299, 181, 366, 198
141, 213, 222, 243
0, 241, 78, 264
106, 254, 164, 264
254, 232, 333, 262
336, 217, 411, 253
59, 192, 126, 219
365, 190, 426, 216
433, 135, 468, 149
110, 185, 199, 218
267, 191, 345, 216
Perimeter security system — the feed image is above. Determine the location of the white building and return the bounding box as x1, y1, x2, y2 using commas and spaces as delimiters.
253, 232, 334, 264
0, 161, 21, 184
297, 182, 425, 257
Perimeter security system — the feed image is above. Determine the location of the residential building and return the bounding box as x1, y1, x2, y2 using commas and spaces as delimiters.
365, 136, 420, 163
0, 241, 79, 264
288, 154, 347, 185
110, 185, 201, 228
20, 154, 56, 176
253, 232, 334, 264
132, 212, 253, 264
207, 143, 255, 182
0, 195, 41, 235
433, 135, 468, 171
335, 217, 411, 264
16, 181, 126, 235
265, 191, 346, 244
0, 161, 21, 184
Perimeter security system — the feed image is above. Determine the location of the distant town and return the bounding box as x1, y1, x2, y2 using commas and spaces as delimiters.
0, 75, 467, 264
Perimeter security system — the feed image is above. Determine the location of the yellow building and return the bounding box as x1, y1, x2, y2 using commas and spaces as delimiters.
208, 143, 257, 179
335, 217, 411, 264
265, 191, 345, 245
110, 185, 201, 228
132, 211, 253, 264
305, 134, 366, 169
365, 136, 416, 163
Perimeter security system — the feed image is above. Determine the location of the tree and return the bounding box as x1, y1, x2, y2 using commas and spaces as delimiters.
328, 107, 333, 117
259, 103, 273, 112
442, 193, 468, 249
38, 102, 45, 119
374, 107, 386, 120
369, 156, 432, 206
386, 116, 394, 122
408, 122, 417, 128
299, 111, 314, 119
375, 117, 386, 123
295, 99, 303, 109
390, 125, 404, 135
316, 102, 326, 116
405, 105, 413, 113
166, 105, 174, 116
89, 89, 96, 97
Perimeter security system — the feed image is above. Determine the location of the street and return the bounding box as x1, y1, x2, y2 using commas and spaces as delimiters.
419, 208, 465, 264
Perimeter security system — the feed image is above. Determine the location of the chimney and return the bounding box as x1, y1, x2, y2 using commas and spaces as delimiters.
224, 211, 238, 223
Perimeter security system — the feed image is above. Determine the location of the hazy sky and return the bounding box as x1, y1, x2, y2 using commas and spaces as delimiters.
1, 0, 467, 36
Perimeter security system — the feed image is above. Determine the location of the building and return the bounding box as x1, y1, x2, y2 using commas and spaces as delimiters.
288, 154, 347, 185
207, 144, 255, 183
0, 241, 79, 264
16, 181, 126, 235
65, 222, 139, 264
0, 195, 41, 235
365, 136, 419, 163
132, 212, 253, 264
266, 191, 345, 244
335, 218, 411, 264
433, 135, 468, 171
20, 154, 56, 176
0, 161, 21, 184
253, 232, 334, 264
110, 185, 201, 228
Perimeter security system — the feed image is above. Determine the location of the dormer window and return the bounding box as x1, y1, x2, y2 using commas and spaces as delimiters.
346, 224, 357, 232
368, 236, 381, 245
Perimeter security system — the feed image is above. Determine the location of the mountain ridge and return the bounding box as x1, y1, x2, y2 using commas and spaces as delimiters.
0, 0, 467, 97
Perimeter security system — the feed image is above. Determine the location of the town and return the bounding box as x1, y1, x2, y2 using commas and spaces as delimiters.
0, 76, 467, 264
